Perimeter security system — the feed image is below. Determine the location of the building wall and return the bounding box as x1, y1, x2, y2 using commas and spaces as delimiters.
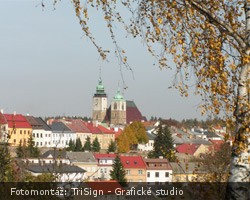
146, 170, 172, 183
8, 127, 32, 146
125, 168, 146, 183
138, 139, 154, 152
51, 132, 76, 148
76, 132, 92, 146
32, 129, 52, 147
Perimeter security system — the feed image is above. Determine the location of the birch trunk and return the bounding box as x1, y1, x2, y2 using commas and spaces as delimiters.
226, 2, 250, 198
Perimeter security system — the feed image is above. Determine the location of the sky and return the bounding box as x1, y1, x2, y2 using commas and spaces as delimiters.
0, 0, 206, 121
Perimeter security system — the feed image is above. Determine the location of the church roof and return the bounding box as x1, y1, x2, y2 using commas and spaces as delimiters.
113, 89, 124, 101
126, 100, 144, 124
94, 79, 106, 96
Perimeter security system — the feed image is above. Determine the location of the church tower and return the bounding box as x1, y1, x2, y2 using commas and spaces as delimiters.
92, 79, 108, 122
110, 89, 126, 125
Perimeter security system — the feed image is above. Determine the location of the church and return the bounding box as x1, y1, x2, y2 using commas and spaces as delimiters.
92, 79, 145, 126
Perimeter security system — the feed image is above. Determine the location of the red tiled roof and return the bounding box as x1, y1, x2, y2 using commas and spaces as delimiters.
94, 153, 117, 160
209, 140, 224, 151
120, 156, 146, 169
64, 119, 91, 133
176, 143, 200, 155
0, 112, 7, 124
4, 114, 32, 128
84, 122, 102, 134
86, 181, 124, 195
97, 125, 115, 134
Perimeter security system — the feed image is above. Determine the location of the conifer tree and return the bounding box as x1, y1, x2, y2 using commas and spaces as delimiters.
92, 137, 100, 152
110, 155, 127, 187
0, 144, 13, 181
107, 140, 117, 153
83, 136, 92, 151
67, 139, 76, 151
26, 134, 40, 158
75, 138, 83, 151
149, 122, 175, 161
16, 140, 25, 158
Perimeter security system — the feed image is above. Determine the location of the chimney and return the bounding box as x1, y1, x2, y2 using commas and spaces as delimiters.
0, 109, 3, 114
14, 111, 16, 116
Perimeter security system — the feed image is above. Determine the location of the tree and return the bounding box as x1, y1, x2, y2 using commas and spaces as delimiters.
200, 142, 231, 182
26, 134, 40, 158
67, 139, 76, 151
129, 121, 148, 145
0, 144, 13, 181
51, 0, 250, 197
16, 140, 25, 158
83, 136, 92, 151
149, 122, 175, 161
117, 133, 130, 153
107, 140, 117, 153
92, 137, 100, 152
110, 155, 127, 187
75, 138, 83, 151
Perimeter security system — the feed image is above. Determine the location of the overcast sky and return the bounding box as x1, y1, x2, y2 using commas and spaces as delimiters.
0, 0, 207, 121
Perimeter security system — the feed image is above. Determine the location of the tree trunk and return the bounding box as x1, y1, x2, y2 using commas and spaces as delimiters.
226, 2, 250, 197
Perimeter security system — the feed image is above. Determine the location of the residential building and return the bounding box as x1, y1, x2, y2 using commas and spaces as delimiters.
51, 122, 76, 148
63, 119, 92, 146
85, 122, 115, 150
25, 163, 86, 182
94, 153, 117, 180
138, 132, 156, 152
66, 151, 98, 181
176, 143, 209, 158
26, 116, 52, 147
0, 111, 8, 143
4, 114, 32, 146
170, 162, 206, 182
144, 158, 173, 184
120, 155, 146, 183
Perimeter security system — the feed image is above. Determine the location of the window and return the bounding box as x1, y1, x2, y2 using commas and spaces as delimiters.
126, 170, 130, 175
165, 172, 169, 177
40, 133, 43, 138
155, 172, 159, 177
37, 133, 39, 138
104, 168, 107, 173
147, 172, 150, 178
20, 130, 22, 134
24, 130, 26, 134
114, 102, 117, 110
13, 139, 16, 144
40, 142, 42, 146
33, 133, 35, 137
138, 170, 143, 175
36, 142, 39, 146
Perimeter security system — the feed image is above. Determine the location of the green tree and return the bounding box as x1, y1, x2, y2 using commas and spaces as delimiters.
26, 134, 40, 158
92, 137, 100, 152
75, 138, 83, 151
110, 155, 127, 187
149, 122, 175, 161
107, 140, 117, 153
16, 140, 25, 158
83, 136, 92, 151
67, 139, 76, 151
0, 144, 13, 181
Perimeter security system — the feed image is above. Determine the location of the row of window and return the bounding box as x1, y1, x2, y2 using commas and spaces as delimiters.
147, 172, 169, 178
10, 130, 31, 135
33, 133, 51, 138
126, 170, 143, 175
